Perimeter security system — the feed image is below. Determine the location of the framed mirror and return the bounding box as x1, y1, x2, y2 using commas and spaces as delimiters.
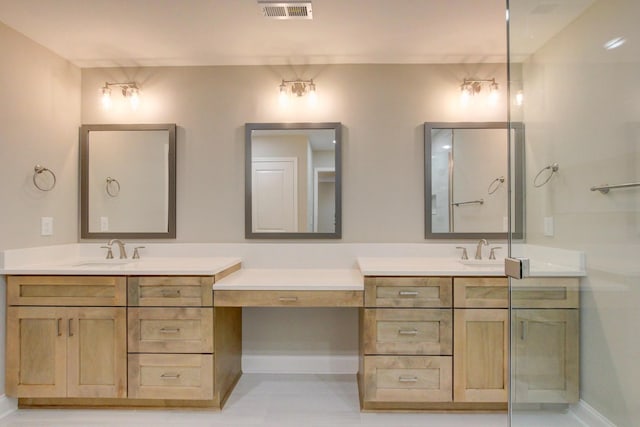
424, 122, 524, 239
245, 122, 342, 239
80, 123, 176, 239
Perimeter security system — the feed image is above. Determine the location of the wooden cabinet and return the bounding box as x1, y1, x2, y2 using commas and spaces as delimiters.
6, 278, 127, 399
512, 276, 580, 405
453, 277, 508, 404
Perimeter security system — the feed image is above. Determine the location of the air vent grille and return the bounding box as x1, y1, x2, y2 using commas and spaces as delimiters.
259, 2, 313, 19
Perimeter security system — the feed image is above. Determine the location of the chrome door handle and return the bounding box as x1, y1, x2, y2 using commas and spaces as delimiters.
160, 327, 181, 334
398, 376, 418, 383
398, 329, 418, 336
398, 291, 418, 297
160, 373, 181, 379
278, 296, 298, 302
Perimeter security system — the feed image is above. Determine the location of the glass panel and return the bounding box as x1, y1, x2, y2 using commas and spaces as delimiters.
508, 0, 640, 426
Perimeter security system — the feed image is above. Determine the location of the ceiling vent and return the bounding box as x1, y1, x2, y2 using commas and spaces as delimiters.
258, 1, 313, 19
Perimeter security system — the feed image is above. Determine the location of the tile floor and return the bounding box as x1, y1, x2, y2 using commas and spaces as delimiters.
0, 374, 587, 427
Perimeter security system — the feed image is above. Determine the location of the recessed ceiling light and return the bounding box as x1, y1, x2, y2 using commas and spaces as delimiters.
604, 37, 626, 50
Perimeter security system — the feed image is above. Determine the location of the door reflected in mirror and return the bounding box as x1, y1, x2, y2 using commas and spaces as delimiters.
245, 123, 342, 239
425, 122, 524, 239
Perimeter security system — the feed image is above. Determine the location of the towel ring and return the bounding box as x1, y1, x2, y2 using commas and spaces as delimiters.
106, 177, 121, 197
533, 163, 559, 188
33, 165, 56, 191
487, 176, 505, 195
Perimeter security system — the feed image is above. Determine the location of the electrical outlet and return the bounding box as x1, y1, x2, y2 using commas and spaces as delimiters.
41, 217, 53, 236
544, 216, 554, 236
100, 216, 109, 231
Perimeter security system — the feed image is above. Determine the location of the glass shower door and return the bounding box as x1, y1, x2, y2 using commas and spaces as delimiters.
507, 0, 640, 426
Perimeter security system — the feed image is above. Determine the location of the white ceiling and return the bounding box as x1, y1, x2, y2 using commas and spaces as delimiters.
0, 0, 595, 68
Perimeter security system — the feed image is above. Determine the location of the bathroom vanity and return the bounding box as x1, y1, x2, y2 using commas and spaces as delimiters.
2, 246, 582, 412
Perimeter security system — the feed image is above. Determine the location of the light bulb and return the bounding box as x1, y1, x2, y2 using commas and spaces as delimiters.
278, 82, 288, 106
129, 87, 140, 110
307, 81, 317, 106
515, 90, 524, 106
101, 86, 112, 109
488, 84, 499, 105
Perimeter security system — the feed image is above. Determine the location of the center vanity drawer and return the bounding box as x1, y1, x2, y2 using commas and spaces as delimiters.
363, 309, 452, 355
214, 290, 363, 307
128, 276, 214, 307
7, 275, 126, 306
128, 354, 213, 400
363, 356, 452, 403
364, 277, 452, 308
128, 308, 213, 353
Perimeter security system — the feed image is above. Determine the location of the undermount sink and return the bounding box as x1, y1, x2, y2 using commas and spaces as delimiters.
458, 259, 504, 266
71, 259, 134, 267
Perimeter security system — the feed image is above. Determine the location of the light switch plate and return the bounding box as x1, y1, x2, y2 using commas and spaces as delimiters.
41, 217, 53, 236
544, 216, 554, 236
100, 216, 109, 231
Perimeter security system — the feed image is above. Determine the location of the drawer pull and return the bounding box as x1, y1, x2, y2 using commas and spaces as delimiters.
278, 296, 298, 302
161, 289, 181, 298
160, 373, 181, 379
398, 291, 419, 297
160, 327, 181, 334
398, 329, 418, 336
68, 318, 73, 337
57, 318, 62, 337
398, 376, 419, 383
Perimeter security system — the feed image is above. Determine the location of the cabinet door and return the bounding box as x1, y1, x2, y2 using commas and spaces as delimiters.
5, 307, 67, 397
454, 309, 508, 402
66, 307, 127, 398
512, 309, 579, 403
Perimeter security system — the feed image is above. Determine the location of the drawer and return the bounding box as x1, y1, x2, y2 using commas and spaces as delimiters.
363, 356, 452, 403
128, 308, 213, 353
7, 276, 126, 306
454, 277, 508, 308
363, 309, 452, 355
214, 290, 362, 307
511, 278, 579, 309
364, 277, 452, 308
128, 276, 213, 307
128, 354, 213, 400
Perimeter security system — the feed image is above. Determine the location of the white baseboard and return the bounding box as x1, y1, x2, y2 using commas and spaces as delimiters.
242, 355, 358, 374
571, 399, 617, 427
0, 394, 17, 419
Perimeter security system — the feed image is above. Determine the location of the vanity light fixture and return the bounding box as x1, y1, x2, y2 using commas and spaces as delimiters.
279, 79, 317, 105
100, 81, 141, 110
460, 78, 499, 104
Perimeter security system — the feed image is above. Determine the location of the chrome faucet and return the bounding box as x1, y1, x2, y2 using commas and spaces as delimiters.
475, 239, 488, 260
108, 239, 127, 259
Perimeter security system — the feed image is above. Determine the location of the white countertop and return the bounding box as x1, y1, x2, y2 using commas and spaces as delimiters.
213, 268, 364, 291
357, 257, 585, 277
1, 257, 242, 276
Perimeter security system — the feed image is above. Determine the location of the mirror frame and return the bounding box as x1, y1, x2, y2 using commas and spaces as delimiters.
245, 122, 342, 239
80, 123, 177, 239
424, 121, 524, 240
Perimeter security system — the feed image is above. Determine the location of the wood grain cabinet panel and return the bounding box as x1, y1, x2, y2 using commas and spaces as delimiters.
128, 308, 214, 353
363, 309, 452, 355
128, 276, 214, 307
364, 277, 452, 308
5, 306, 127, 399
214, 290, 362, 307
512, 309, 579, 403
128, 354, 213, 400
453, 277, 508, 308
363, 356, 452, 403
7, 276, 126, 306
511, 278, 579, 309
454, 309, 508, 403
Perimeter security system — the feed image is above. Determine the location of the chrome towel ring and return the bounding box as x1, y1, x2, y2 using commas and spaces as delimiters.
533, 163, 559, 188
487, 176, 505, 195
33, 165, 56, 191
106, 177, 121, 197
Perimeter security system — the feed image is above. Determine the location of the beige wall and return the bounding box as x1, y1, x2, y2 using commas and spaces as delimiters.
81, 63, 507, 242
0, 21, 81, 396
520, 0, 640, 425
